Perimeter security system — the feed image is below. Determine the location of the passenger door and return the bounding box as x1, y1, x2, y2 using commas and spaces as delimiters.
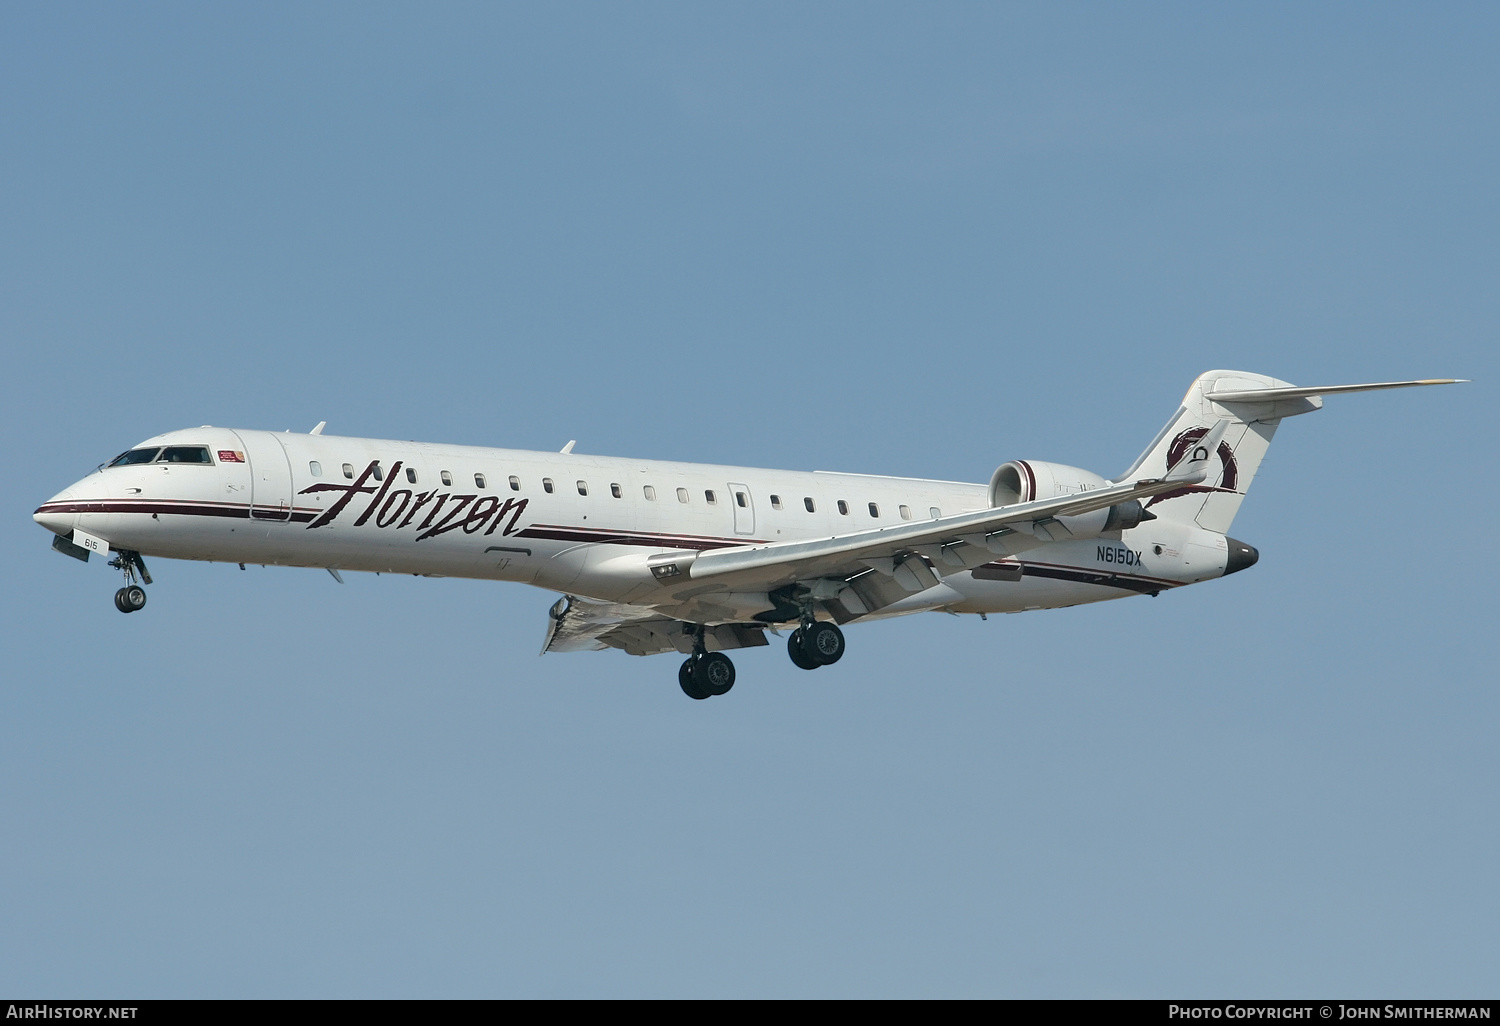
727, 482, 754, 536
232, 430, 295, 522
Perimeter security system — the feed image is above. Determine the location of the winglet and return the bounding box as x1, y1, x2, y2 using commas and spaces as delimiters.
560, 440, 576, 454
1161, 419, 1228, 483
310, 421, 326, 435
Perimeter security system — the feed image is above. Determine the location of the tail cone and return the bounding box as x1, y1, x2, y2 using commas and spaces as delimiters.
1224, 538, 1259, 576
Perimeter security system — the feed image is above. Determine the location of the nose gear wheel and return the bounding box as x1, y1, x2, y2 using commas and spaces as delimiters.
114, 586, 147, 613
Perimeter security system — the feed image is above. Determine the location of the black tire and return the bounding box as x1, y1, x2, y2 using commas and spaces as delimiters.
124, 585, 147, 611
787, 629, 820, 670
802, 621, 845, 665
114, 588, 132, 614
679, 657, 710, 700
698, 652, 735, 696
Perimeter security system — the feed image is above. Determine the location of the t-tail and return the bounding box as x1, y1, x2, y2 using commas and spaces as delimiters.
1119, 370, 1465, 534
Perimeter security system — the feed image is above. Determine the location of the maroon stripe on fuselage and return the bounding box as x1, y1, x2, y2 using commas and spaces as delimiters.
982, 558, 1182, 595
35, 499, 318, 522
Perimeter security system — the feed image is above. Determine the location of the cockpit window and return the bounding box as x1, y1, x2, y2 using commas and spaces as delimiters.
158, 446, 213, 464
108, 448, 161, 467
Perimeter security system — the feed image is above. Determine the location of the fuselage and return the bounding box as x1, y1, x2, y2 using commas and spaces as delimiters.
34, 426, 1237, 624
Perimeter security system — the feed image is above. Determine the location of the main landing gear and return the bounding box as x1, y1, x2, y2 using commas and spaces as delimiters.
678, 626, 737, 701
109, 550, 152, 614
787, 620, 844, 671
674, 619, 846, 699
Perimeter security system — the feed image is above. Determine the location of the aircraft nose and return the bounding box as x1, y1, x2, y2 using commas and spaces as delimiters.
1223, 537, 1260, 576
34, 487, 79, 536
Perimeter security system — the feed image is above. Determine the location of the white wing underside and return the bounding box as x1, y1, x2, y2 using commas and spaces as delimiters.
542, 595, 769, 657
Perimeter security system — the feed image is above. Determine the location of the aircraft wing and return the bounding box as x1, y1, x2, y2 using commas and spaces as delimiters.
542, 595, 768, 657
687, 421, 1228, 594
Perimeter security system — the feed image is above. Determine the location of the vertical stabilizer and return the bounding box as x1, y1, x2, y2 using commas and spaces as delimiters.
1118, 370, 1322, 534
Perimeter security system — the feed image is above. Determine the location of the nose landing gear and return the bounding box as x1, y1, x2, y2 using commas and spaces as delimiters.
114, 585, 147, 613
108, 550, 152, 614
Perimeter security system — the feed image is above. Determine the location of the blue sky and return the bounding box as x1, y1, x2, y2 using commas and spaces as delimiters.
1, 2, 1494, 997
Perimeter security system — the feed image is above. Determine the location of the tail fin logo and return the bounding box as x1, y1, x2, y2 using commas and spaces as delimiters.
1165, 428, 1238, 488
1149, 428, 1239, 508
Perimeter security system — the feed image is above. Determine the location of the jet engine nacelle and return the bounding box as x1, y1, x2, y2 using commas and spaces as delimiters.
988, 460, 1152, 539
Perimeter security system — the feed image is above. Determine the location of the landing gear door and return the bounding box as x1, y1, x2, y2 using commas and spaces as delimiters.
232, 430, 295, 522
728, 483, 754, 536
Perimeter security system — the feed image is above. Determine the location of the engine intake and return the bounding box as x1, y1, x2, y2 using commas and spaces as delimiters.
989, 460, 1152, 539
989, 460, 1109, 506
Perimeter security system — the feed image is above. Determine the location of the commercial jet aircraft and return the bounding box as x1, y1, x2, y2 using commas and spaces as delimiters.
35, 370, 1461, 699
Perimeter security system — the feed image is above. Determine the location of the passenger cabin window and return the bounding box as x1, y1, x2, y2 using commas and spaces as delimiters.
475, 473, 487, 489
108, 448, 161, 467
736, 492, 748, 508
930, 507, 941, 519
343, 464, 354, 479
676, 488, 689, 503
868, 502, 879, 517
837, 500, 848, 515
705, 490, 717, 504
509, 476, 520, 491
543, 478, 555, 494
159, 446, 213, 464
770, 494, 782, 510
371, 464, 384, 482
406, 468, 418, 484
644, 485, 656, 501
804, 497, 815, 512
577, 481, 588, 495
441, 471, 453, 486
610, 483, 622, 498
309, 461, 322, 477
899, 504, 912, 520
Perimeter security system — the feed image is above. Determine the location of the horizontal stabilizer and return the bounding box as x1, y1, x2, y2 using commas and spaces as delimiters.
1204, 378, 1466, 403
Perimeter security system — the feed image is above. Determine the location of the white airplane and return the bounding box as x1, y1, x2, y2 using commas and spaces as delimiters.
34, 370, 1461, 699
